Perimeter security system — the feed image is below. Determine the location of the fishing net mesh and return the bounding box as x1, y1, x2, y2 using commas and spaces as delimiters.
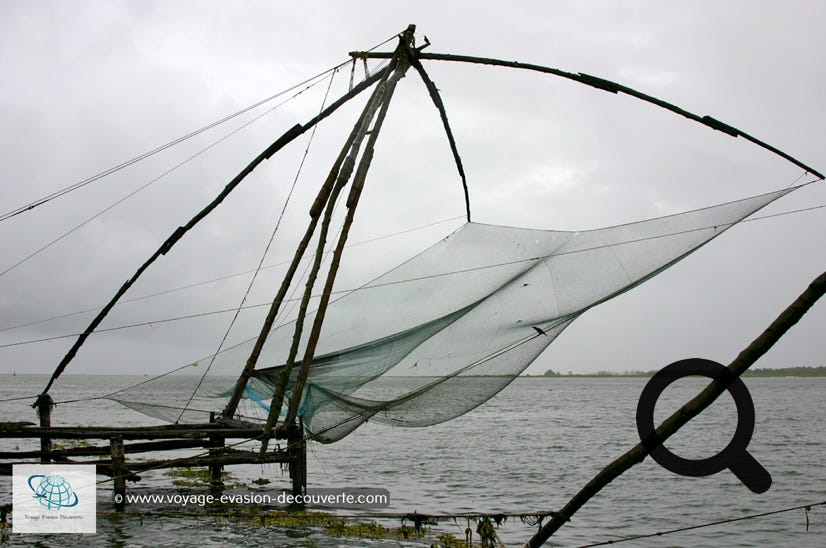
110, 186, 796, 443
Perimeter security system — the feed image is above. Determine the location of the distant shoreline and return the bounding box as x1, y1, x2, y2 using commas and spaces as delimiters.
4, 366, 825, 379
531, 365, 826, 378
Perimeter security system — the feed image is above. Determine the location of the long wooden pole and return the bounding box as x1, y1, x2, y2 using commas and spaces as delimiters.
284, 61, 408, 427
349, 51, 824, 180
222, 67, 393, 420
526, 270, 826, 547
39, 65, 393, 398
256, 57, 401, 456
398, 40, 471, 222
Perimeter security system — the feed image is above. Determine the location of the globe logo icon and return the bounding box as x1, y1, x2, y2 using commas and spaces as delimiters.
27, 474, 80, 510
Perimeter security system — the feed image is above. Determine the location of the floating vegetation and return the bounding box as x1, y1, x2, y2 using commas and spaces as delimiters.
165, 467, 245, 489
52, 439, 93, 450
209, 509, 425, 541
431, 533, 467, 548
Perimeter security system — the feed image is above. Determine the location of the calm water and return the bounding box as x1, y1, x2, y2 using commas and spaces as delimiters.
1, 375, 824, 547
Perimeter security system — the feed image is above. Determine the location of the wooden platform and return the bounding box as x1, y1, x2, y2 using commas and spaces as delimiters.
0, 417, 306, 504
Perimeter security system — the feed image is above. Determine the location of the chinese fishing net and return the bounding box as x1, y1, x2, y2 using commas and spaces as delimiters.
113, 185, 798, 442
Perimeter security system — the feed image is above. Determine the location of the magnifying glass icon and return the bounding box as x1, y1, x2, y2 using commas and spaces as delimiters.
635, 358, 772, 494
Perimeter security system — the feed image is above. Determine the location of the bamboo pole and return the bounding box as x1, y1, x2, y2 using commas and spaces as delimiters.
398, 40, 471, 222
258, 66, 396, 423
348, 51, 824, 180
525, 270, 826, 547
258, 29, 415, 456
283, 38, 412, 427
256, 62, 397, 456
222, 65, 394, 420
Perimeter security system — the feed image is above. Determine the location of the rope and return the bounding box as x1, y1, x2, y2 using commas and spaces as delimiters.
0, 73, 337, 279
576, 501, 825, 547
0, 394, 43, 404
0, 215, 463, 334
0, 72, 333, 226
89, 508, 561, 523
176, 68, 339, 423
61, 500, 826, 544
3, 192, 823, 351
55, 360, 207, 406
0, 32, 401, 225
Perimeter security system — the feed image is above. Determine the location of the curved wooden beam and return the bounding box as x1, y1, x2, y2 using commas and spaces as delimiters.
349, 50, 824, 180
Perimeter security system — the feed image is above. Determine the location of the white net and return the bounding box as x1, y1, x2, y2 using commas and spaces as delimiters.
112, 185, 798, 442
246, 186, 797, 442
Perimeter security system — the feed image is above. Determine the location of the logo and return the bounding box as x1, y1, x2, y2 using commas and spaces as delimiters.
12, 464, 96, 533
635, 358, 771, 494
28, 474, 80, 510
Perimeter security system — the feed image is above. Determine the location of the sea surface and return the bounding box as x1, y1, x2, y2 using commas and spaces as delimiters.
1, 375, 824, 547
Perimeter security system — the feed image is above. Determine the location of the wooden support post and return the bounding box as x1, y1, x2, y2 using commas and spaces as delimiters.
283, 31, 413, 428
258, 54, 402, 456
221, 73, 389, 421
208, 412, 224, 489
34, 394, 53, 464
288, 422, 307, 496
110, 435, 126, 511
0, 503, 9, 542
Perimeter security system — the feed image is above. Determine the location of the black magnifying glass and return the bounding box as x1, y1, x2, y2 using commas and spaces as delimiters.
635, 358, 771, 494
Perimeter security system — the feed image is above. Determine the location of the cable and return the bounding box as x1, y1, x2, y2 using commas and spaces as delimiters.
44, 213, 440, 413
0, 215, 464, 333
0, 76, 333, 279
576, 501, 825, 547
176, 69, 339, 423
0, 394, 43, 404
73, 499, 826, 542
0, 71, 333, 224
2, 198, 823, 350
4, 163, 816, 329
0, 31, 401, 224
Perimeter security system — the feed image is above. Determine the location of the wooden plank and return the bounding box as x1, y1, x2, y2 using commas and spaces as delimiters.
0, 439, 208, 458
0, 422, 35, 431
0, 426, 265, 440
100, 450, 292, 472
1, 449, 291, 476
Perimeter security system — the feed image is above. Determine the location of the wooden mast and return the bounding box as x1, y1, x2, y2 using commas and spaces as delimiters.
249, 26, 416, 494
221, 65, 395, 421
348, 51, 824, 180
283, 39, 413, 427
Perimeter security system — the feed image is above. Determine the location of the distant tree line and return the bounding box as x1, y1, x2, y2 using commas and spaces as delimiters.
541, 366, 826, 377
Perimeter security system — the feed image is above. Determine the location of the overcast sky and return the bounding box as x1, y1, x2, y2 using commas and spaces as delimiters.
1, 0, 824, 384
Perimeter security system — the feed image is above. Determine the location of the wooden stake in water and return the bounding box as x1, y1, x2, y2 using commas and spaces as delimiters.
34, 393, 53, 464
111, 435, 126, 511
